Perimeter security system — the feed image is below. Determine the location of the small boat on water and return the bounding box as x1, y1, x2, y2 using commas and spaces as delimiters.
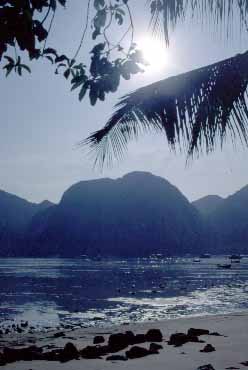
217, 263, 231, 269
200, 253, 211, 259
229, 254, 242, 261
193, 258, 201, 263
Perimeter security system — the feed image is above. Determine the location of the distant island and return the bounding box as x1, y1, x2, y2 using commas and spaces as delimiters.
0, 171, 247, 257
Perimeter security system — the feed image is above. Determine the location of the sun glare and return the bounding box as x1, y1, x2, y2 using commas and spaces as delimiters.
139, 36, 170, 73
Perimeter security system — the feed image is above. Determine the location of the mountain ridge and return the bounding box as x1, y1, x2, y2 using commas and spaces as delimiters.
0, 172, 247, 257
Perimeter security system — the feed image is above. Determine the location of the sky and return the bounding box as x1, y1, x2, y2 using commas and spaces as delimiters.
0, 1, 248, 204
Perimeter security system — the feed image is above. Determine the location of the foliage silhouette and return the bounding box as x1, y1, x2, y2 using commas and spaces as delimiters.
86, 0, 248, 166
1, 0, 248, 164
1, 0, 146, 105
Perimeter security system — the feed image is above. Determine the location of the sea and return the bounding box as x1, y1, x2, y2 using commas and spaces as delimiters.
1, 256, 248, 333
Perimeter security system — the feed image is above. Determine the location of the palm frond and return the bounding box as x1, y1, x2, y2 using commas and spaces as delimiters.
148, 0, 248, 44
84, 50, 248, 168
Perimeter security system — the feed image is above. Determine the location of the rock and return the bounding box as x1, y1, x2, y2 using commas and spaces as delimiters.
80, 345, 109, 359
20, 321, 28, 328
0, 353, 6, 366
133, 334, 147, 344
209, 332, 223, 336
187, 334, 201, 343
42, 349, 62, 361
145, 329, 163, 342
197, 365, 216, 370
108, 332, 132, 352
188, 328, 210, 336
168, 331, 203, 346
59, 342, 79, 363
126, 346, 151, 359
168, 333, 189, 346
93, 335, 105, 344
106, 355, 128, 361
53, 332, 65, 338
200, 344, 216, 353
149, 343, 163, 353
240, 361, 248, 366
3, 346, 43, 363
16, 326, 23, 333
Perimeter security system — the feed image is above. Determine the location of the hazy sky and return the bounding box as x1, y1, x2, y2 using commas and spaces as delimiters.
0, 1, 248, 204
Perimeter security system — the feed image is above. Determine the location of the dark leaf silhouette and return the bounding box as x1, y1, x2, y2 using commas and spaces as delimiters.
85, 51, 248, 167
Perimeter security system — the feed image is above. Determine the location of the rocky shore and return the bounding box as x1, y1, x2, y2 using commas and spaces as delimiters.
1, 312, 248, 370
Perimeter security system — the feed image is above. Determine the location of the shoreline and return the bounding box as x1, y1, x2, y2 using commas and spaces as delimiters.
1, 311, 248, 369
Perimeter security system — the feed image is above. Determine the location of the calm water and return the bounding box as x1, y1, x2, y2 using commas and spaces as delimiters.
1, 257, 248, 332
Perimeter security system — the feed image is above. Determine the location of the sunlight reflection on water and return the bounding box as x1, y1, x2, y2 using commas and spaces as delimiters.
0, 257, 248, 331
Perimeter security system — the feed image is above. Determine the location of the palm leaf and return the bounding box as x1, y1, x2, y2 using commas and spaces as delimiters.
84, 50, 248, 168
148, 0, 248, 44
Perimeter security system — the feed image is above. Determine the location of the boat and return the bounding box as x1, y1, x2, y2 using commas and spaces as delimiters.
149, 254, 164, 260
229, 254, 242, 260
200, 253, 211, 259
217, 263, 231, 269
193, 258, 201, 263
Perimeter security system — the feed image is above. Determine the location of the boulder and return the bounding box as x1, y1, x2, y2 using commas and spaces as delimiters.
59, 342, 79, 362
145, 329, 163, 342
168, 333, 189, 346
209, 332, 223, 336
200, 344, 216, 353
20, 321, 28, 328
0, 353, 6, 366
187, 334, 201, 343
3, 346, 43, 363
188, 328, 210, 337
53, 332, 65, 338
42, 349, 62, 361
132, 334, 147, 344
80, 345, 109, 359
125, 331, 136, 344
106, 355, 128, 361
126, 346, 151, 359
93, 335, 105, 344
168, 332, 203, 346
197, 365, 215, 370
149, 343, 163, 353
108, 332, 132, 352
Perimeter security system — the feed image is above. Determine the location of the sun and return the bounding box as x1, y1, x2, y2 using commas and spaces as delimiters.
138, 36, 170, 73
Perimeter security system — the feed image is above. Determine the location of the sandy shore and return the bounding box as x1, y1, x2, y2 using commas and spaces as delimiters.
1, 312, 248, 370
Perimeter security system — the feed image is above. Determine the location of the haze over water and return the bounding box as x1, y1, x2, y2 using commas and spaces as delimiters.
1, 257, 248, 333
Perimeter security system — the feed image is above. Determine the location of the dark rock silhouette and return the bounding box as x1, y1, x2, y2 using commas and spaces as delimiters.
145, 329, 163, 342
126, 346, 152, 359
108, 332, 132, 352
149, 343, 163, 352
93, 335, 105, 344
197, 365, 216, 370
187, 328, 209, 336
59, 342, 79, 362
106, 355, 128, 361
80, 345, 109, 359
200, 344, 216, 353
168, 332, 202, 346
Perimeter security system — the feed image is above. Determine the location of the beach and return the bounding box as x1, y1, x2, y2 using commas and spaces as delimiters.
1, 311, 248, 370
